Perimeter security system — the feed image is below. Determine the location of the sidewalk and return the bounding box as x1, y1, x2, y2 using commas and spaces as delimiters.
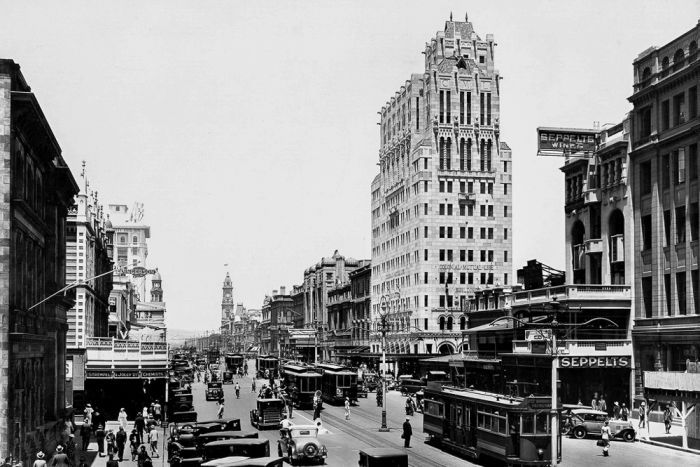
630, 415, 700, 454
75, 420, 169, 467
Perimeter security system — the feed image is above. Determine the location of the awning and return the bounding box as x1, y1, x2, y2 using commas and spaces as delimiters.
463, 315, 548, 334
349, 345, 370, 354
247, 346, 259, 352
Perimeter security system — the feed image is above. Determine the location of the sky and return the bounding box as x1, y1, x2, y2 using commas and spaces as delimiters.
1, 1, 697, 333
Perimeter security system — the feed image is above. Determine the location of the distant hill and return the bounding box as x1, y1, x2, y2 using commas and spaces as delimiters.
167, 328, 201, 345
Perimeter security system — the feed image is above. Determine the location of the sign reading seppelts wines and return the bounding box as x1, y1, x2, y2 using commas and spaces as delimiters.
560, 356, 630, 368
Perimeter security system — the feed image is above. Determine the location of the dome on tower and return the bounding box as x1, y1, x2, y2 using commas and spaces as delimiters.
153, 269, 162, 281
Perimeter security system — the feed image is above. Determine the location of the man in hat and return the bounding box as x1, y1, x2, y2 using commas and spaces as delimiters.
95, 425, 106, 457
83, 404, 94, 426
116, 427, 127, 461
638, 401, 647, 429
51, 445, 70, 467
402, 418, 412, 448
66, 434, 76, 465
613, 401, 621, 420
79, 421, 92, 451
33, 451, 46, 467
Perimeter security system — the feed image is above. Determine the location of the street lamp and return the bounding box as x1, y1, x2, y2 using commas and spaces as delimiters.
489, 307, 617, 465
377, 293, 395, 432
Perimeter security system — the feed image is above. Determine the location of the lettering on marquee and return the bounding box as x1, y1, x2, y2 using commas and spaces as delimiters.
436, 264, 495, 271
559, 356, 630, 368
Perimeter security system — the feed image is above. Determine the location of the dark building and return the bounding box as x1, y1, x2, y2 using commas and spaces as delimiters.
0, 60, 79, 461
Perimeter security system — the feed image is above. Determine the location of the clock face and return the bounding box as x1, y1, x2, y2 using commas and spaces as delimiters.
226, 293, 231, 298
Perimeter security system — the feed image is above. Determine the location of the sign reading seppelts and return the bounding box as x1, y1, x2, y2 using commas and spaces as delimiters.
560, 356, 630, 368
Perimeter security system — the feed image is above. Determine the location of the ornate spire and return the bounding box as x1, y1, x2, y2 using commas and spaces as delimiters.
450, 11, 453, 21
465, 11, 468, 22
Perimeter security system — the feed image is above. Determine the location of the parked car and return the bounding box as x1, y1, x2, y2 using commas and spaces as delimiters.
203, 439, 270, 461
206, 382, 224, 401
358, 448, 407, 467
202, 457, 284, 467
277, 425, 327, 465
567, 408, 636, 442
179, 419, 241, 437
250, 399, 284, 430
196, 431, 258, 450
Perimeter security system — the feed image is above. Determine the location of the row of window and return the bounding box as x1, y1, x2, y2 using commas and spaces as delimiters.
438, 91, 493, 126
639, 144, 698, 195
438, 249, 504, 263
640, 202, 699, 249
438, 137, 493, 172
638, 85, 697, 139
640, 270, 700, 318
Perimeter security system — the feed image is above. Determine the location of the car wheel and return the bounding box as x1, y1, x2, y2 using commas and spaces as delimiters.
623, 430, 635, 442
573, 427, 586, 439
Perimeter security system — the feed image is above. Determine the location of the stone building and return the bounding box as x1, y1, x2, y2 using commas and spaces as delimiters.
259, 288, 293, 357
65, 168, 114, 407
628, 23, 699, 441
0, 59, 80, 461
370, 14, 513, 368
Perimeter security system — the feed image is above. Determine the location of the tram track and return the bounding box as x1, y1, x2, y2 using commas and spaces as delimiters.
298, 407, 446, 467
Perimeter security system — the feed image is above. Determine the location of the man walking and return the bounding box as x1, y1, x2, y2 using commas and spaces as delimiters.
148, 425, 159, 458
664, 405, 674, 434
638, 401, 647, 429
217, 400, 225, 420
598, 394, 608, 415
402, 418, 412, 448
116, 427, 127, 462
79, 422, 91, 452
95, 425, 106, 457
134, 413, 146, 445
152, 400, 162, 423
344, 397, 350, 420
234, 382, 240, 399
251, 378, 256, 392
118, 408, 128, 432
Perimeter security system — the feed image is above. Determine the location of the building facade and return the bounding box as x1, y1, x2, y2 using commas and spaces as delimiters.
221, 272, 234, 332
108, 203, 151, 304
628, 24, 699, 440
370, 15, 513, 363
0, 60, 80, 461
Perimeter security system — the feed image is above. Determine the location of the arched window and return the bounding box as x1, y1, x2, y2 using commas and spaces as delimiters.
690, 41, 698, 62
466, 138, 472, 171
132, 235, 138, 243
480, 139, 486, 171
571, 220, 586, 277
446, 316, 453, 330
460, 316, 467, 330
641, 67, 651, 82
439, 137, 446, 170
486, 140, 493, 171
459, 138, 466, 171
439, 316, 445, 330
673, 49, 685, 71
661, 56, 670, 75
446, 137, 452, 170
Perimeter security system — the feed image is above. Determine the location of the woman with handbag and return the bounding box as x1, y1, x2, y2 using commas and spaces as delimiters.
600, 420, 611, 456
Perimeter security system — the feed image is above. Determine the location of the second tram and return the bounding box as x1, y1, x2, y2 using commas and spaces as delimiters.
423, 382, 561, 466
280, 364, 322, 408
256, 355, 279, 379
225, 353, 245, 373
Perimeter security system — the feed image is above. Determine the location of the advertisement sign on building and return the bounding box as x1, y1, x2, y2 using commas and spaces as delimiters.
537, 127, 598, 156
560, 356, 630, 368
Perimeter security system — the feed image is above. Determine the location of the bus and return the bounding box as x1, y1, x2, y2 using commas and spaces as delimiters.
280, 364, 322, 408
225, 353, 245, 373
256, 355, 279, 379
422, 382, 561, 465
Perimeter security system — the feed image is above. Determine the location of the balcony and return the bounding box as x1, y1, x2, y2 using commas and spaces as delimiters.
644, 371, 700, 392
584, 238, 603, 254
85, 337, 168, 374
584, 190, 599, 204
511, 284, 632, 306
458, 192, 476, 205
512, 339, 632, 357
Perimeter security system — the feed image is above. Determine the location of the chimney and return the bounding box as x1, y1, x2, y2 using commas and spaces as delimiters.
280, 286, 286, 295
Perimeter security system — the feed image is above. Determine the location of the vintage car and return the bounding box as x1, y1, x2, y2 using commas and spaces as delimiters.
172, 410, 198, 424
206, 382, 224, 401
203, 439, 270, 461
567, 408, 636, 442
196, 431, 258, 450
397, 377, 425, 396
277, 425, 327, 465
202, 457, 283, 467
250, 399, 284, 430
358, 448, 407, 467
171, 393, 195, 412
179, 419, 241, 437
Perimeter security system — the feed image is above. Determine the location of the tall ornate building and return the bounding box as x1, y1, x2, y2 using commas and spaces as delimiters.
370, 14, 513, 367
221, 272, 234, 330
0, 59, 80, 461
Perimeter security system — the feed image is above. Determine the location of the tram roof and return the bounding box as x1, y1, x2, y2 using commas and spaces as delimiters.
439, 386, 525, 406
283, 364, 320, 374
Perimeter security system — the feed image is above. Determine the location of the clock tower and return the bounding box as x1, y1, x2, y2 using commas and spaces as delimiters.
221, 272, 234, 327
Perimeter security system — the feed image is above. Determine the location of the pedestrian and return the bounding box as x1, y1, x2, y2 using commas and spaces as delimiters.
148, 425, 159, 458
591, 392, 599, 411
136, 446, 151, 467
118, 408, 128, 432
235, 382, 240, 399
79, 422, 91, 451
152, 400, 162, 423
287, 396, 294, 419
600, 420, 611, 456
613, 402, 620, 420
313, 396, 321, 421
251, 379, 256, 392
95, 425, 106, 457
638, 401, 647, 429
664, 405, 674, 434
32, 452, 46, 467
50, 445, 70, 467
83, 404, 94, 426
621, 403, 629, 421
116, 427, 127, 462
92, 411, 105, 433
217, 400, 225, 420
134, 414, 146, 445
105, 430, 116, 458
66, 434, 76, 465
344, 397, 350, 420
599, 394, 608, 414
142, 406, 149, 420
129, 430, 139, 461
106, 454, 118, 467
402, 418, 412, 448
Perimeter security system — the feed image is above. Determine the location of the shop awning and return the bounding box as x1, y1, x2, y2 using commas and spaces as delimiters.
463, 315, 548, 334
349, 345, 370, 354
247, 346, 259, 352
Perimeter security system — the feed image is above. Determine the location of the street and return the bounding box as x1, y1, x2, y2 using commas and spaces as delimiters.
185, 362, 700, 467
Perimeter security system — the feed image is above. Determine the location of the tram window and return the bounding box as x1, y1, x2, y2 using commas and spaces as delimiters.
536, 413, 548, 434
425, 400, 444, 417
456, 408, 462, 427
521, 414, 534, 434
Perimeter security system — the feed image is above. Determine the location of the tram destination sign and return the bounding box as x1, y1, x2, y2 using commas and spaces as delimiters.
560, 356, 630, 368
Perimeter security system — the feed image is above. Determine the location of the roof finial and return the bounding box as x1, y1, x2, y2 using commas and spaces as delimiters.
465, 11, 469, 22
450, 11, 453, 21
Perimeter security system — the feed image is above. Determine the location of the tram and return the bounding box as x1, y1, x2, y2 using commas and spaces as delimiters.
318, 366, 358, 405
225, 353, 245, 373
423, 382, 561, 466
256, 355, 279, 379
280, 364, 322, 408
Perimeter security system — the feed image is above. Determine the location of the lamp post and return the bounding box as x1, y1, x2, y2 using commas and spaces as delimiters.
378, 295, 390, 431
489, 308, 618, 465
